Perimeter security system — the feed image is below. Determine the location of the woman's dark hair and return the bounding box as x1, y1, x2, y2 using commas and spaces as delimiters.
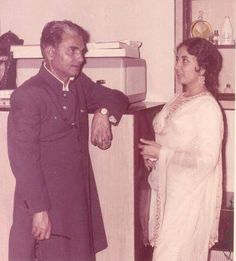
177, 37, 222, 96
40, 20, 90, 55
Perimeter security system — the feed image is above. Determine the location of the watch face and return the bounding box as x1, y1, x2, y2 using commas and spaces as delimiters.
101, 108, 108, 115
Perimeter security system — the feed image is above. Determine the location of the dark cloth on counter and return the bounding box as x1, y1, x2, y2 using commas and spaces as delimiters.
7, 65, 128, 261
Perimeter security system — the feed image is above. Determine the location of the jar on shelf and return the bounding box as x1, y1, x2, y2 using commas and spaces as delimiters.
224, 83, 234, 93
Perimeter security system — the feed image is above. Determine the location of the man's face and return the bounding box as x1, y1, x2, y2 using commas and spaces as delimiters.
47, 31, 86, 82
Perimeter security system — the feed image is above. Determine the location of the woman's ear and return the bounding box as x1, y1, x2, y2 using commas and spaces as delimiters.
200, 68, 206, 76
196, 66, 206, 75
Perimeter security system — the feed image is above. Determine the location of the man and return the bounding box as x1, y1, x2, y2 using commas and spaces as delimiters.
7, 20, 128, 261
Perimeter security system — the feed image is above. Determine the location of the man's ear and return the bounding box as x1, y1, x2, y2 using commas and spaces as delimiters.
44, 46, 55, 61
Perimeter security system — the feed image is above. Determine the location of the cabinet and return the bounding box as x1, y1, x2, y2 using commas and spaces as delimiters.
211, 208, 234, 252
90, 103, 163, 261
182, 0, 235, 101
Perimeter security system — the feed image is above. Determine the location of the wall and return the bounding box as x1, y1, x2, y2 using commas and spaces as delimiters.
0, 0, 175, 102
175, 0, 184, 93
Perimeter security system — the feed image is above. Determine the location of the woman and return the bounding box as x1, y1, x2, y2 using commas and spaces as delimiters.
139, 37, 224, 261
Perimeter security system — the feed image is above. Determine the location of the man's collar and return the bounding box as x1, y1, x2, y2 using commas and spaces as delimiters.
43, 62, 74, 91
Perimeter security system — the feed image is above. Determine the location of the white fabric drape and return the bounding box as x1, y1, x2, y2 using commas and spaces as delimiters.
148, 93, 223, 261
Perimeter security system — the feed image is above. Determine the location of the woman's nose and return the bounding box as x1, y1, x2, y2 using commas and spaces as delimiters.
175, 60, 181, 70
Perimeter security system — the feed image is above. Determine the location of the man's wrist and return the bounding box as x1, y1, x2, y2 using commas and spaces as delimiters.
99, 108, 108, 116
97, 108, 117, 124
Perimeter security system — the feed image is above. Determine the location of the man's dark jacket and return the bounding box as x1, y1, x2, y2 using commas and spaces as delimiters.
7, 65, 128, 260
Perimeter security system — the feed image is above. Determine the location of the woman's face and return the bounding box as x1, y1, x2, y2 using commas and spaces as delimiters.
175, 45, 202, 88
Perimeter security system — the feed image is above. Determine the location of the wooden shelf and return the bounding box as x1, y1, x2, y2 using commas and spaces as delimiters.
217, 94, 235, 110
217, 93, 235, 101
216, 44, 235, 49
218, 100, 235, 110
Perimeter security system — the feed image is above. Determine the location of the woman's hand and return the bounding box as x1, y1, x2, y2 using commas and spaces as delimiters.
138, 138, 161, 171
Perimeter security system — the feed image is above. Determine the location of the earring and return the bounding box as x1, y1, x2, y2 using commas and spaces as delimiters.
198, 73, 205, 87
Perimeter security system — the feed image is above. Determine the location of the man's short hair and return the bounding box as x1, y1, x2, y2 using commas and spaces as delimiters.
40, 20, 90, 52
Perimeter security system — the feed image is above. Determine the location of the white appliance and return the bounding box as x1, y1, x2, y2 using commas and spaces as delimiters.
15, 57, 146, 104
83, 57, 146, 103
11, 45, 146, 104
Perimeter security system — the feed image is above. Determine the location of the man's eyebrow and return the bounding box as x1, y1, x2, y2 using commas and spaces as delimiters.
69, 46, 79, 50
69, 46, 86, 52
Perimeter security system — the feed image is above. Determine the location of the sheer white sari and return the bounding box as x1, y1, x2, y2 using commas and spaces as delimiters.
148, 92, 224, 261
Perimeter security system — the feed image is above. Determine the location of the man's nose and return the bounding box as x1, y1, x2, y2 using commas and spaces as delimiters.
78, 55, 84, 63
74, 51, 84, 63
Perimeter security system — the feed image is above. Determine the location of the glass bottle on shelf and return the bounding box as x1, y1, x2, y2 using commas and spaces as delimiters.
212, 30, 219, 45
221, 16, 233, 45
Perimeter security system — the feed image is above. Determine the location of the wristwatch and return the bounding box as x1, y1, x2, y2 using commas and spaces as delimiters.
100, 108, 108, 115
98, 108, 117, 124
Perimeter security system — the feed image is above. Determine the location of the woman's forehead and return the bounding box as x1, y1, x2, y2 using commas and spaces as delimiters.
176, 46, 196, 59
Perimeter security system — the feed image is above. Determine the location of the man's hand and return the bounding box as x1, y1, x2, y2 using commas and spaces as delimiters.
91, 111, 112, 150
32, 211, 51, 240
